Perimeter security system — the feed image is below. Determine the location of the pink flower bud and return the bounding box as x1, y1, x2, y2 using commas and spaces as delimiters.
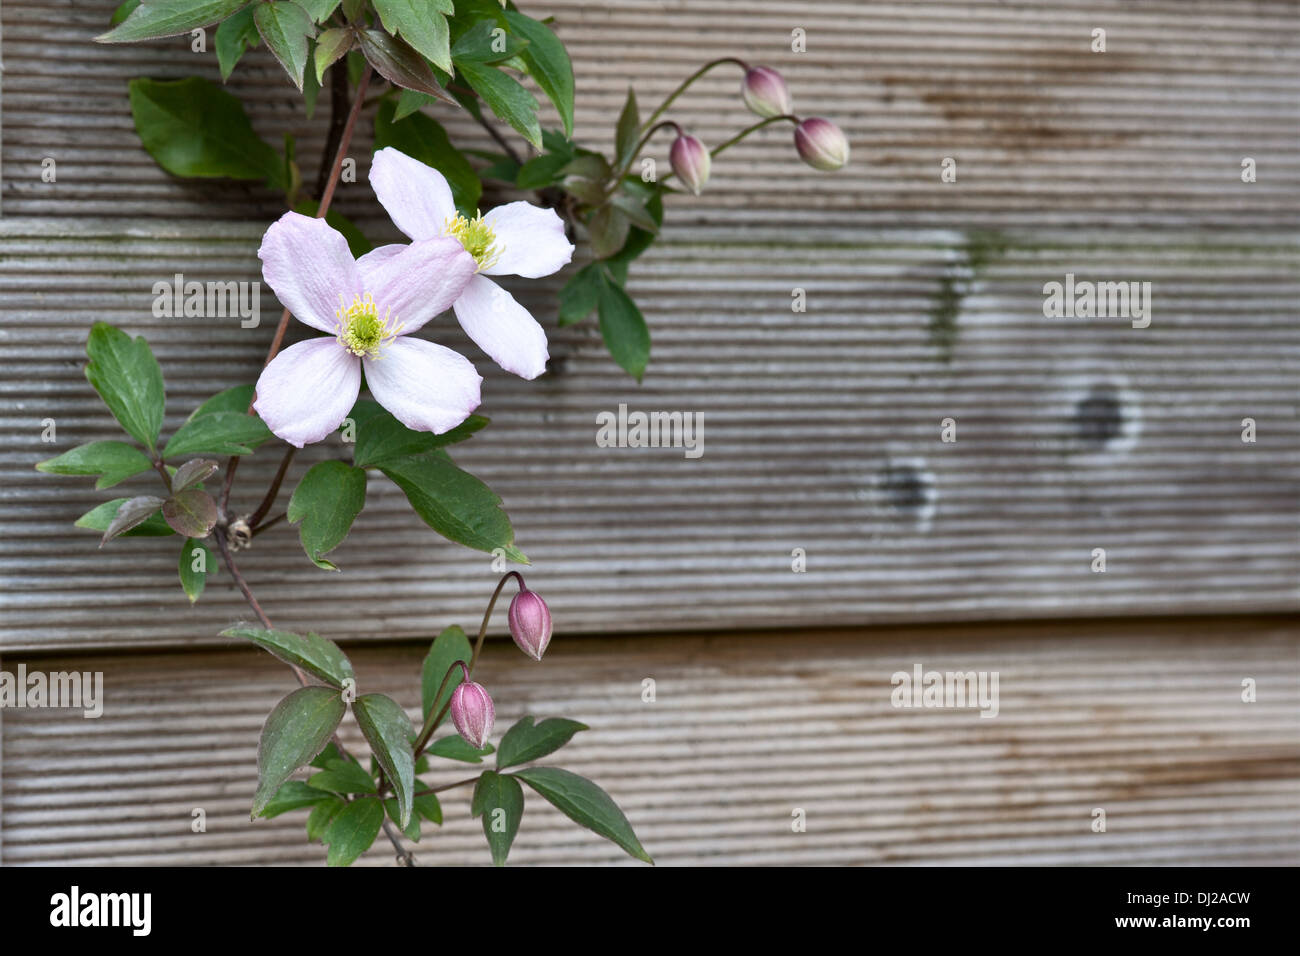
450, 680, 494, 750
794, 117, 850, 171
670, 134, 711, 196
741, 66, 792, 118
508, 588, 553, 661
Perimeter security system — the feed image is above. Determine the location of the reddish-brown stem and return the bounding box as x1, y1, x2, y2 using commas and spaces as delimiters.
248, 447, 296, 528
413, 777, 479, 797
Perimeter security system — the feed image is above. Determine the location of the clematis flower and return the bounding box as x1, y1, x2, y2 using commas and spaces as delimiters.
369, 147, 575, 380
252, 212, 481, 448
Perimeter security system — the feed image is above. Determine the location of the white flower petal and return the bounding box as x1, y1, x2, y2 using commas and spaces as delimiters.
357, 237, 476, 333
452, 274, 550, 380
369, 147, 456, 241
481, 201, 574, 278
363, 337, 483, 435
355, 243, 405, 274
258, 212, 360, 333
252, 337, 361, 448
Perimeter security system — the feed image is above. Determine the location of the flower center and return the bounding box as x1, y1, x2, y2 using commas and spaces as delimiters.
445, 211, 502, 271
335, 292, 402, 359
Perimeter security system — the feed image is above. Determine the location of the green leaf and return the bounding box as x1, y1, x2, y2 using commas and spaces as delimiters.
162, 487, 217, 537
496, 716, 588, 770
254, 2, 315, 90
222, 625, 355, 688
452, 17, 527, 64
100, 494, 166, 546
297, 0, 340, 20
379, 450, 526, 561
308, 759, 378, 795
287, 461, 366, 571
385, 797, 422, 842
597, 278, 651, 381
374, 0, 452, 72
313, 25, 352, 84
36, 441, 154, 490
504, 9, 573, 137
420, 625, 471, 723
253, 686, 347, 817
306, 795, 345, 841
178, 537, 214, 603
457, 59, 541, 151
414, 789, 442, 824
610, 193, 659, 234
188, 384, 253, 418
588, 204, 630, 260
323, 797, 384, 866
428, 734, 493, 763
128, 77, 283, 188
162, 410, 272, 458
357, 28, 454, 102
373, 101, 480, 218
557, 262, 606, 326
472, 771, 524, 866
615, 87, 639, 169
214, 6, 258, 82
515, 151, 568, 190
111, 0, 142, 26
171, 458, 218, 492
352, 693, 416, 828
257, 779, 333, 819
75, 497, 174, 537
97, 0, 250, 43
347, 398, 487, 468
513, 767, 652, 864
84, 322, 165, 454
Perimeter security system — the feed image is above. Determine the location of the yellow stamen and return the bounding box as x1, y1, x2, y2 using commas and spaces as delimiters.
445, 211, 503, 271
335, 292, 403, 359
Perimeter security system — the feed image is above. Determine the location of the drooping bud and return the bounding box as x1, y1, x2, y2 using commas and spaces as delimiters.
450, 680, 494, 750
793, 117, 849, 171
669, 134, 711, 196
508, 588, 553, 661
741, 66, 792, 118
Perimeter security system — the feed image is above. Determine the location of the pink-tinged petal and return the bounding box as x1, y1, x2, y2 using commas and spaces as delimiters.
369, 147, 456, 241
355, 243, 406, 274
481, 202, 574, 278
363, 337, 482, 434
252, 338, 360, 448
452, 274, 550, 380
358, 237, 477, 333
258, 212, 360, 333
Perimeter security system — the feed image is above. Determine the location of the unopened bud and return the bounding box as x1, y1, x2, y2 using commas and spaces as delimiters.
794, 117, 849, 171
450, 680, 494, 750
741, 66, 792, 118
670, 134, 711, 196
508, 588, 552, 661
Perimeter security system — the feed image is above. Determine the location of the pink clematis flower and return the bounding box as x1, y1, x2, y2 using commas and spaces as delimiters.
369, 147, 575, 380
252, 212, 482, 448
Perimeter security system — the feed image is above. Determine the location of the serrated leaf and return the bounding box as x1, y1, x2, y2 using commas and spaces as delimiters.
428, 734, 493, 763
373, 101, 480, 218
379, 450, 526, 561
313, 26, 352, 84
557, 262, 606, 326
347, 398, 487, 468
222, 625, 355, 688
76, 497, 174, 537
255, 1, 315, 90
615, 87, 639, 168
504, 9, 573, 137
101, 494, 166, 545
323, 796, 383, 865
421, 625, 471, 723
128, 77, 284, 188
457, 59, 541, 150
496, 717, 588, 770
162, 487, 217, 537
215, 6, 258, 82
36, 441, 154, 490
257, 779, 333, 819
163, 410, 273, 458
287, 461, 366, 571
253, 686, 347, 817
171, 458, 218, 492
97, 0, 249, 43
597, 278, 650, 381
308, 759, 378, 795
178, 536, 214, 603
84, 322, 165, 453
357, 28, 455, 102
513, 767, 652, 863
352, 693, 416, 828
374, 0, 451, 72
472, 770, 524, 866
